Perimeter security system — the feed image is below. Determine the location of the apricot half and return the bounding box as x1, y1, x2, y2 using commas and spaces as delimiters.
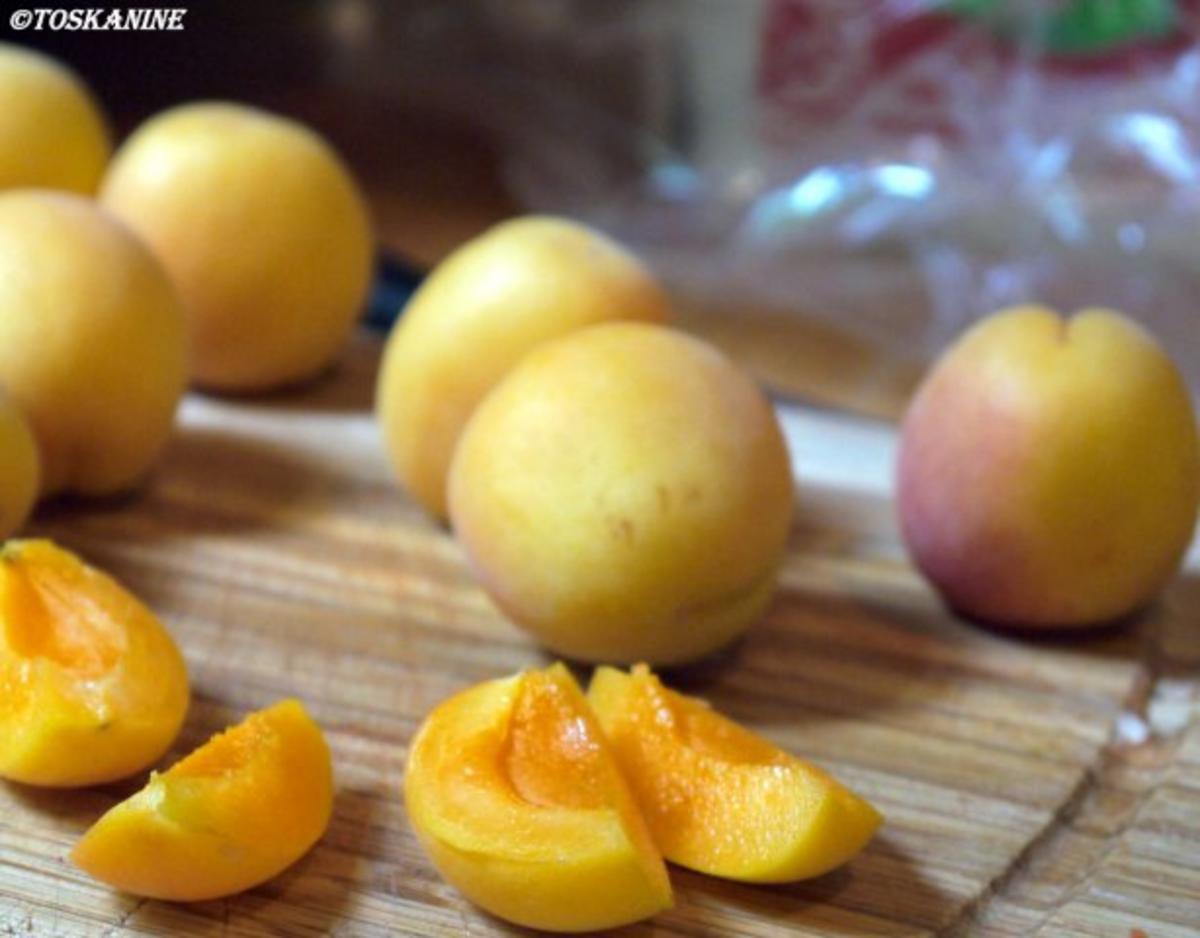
588, 666, 882, 883
404, 663, 672, 932
72, 699, 333, 901
0, 540, 188, 787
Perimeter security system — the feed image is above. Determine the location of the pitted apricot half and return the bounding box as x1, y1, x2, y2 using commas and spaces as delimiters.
72, 698, 333, 901
0, 539, 189, 787
588, 665, 883, 883
404, 663, 672, 932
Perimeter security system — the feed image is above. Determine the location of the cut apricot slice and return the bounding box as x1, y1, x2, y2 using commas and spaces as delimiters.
588, 665, 883, 883
71, 698, 333, 901
0, 539, 189, 786
404, 663, 672, 932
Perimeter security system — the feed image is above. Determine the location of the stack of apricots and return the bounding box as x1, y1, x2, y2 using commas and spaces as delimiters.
0, 42, 354, 904
1, 39, 1198, 935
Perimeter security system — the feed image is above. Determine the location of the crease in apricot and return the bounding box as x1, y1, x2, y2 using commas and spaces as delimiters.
71, 698, 334, 901
0, 539, 188, 787
404, 663, 672, 932
588, 664, 883, 883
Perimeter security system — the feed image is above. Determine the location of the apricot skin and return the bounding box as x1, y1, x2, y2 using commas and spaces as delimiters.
101, 102, 373, 392
0, 191, 186, 497
589, 665, 883, 883
0, 540, 189, 787
448, 322, 794, 665
0, 43, 110, 194
376, 216, 671, 518
898, 306, 1200, 628
72, 699, 333, 901
404, 665, 672, 932
0, 398, 37, 538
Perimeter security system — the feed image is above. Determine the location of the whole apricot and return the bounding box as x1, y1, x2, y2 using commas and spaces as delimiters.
449, 322, 794, 665
376, 216, 671, 518
898, 306, 1200, 628
0, 191, 186, 496
101, 102, 373, 392
0, 43, 110, 194
0, 397, 37, 538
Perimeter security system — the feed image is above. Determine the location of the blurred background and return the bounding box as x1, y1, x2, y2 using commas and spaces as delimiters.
14, 0, 1200, 416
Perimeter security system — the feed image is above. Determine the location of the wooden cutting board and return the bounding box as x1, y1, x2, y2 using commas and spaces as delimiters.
1, 332, 1197, 937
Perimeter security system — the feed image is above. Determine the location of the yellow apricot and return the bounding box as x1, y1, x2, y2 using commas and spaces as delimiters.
0, 191, 186, 497
72, 699, 333, 901
898, 306, 1200, 627
404, 663, 672, 932
589, 665, 882, 883
376, 216, 671, 517
0, 397, 37, 538
449, 322, 794, 665
101, 102, 373, 392
0, 540, 188, 787
0, 43, 110, 194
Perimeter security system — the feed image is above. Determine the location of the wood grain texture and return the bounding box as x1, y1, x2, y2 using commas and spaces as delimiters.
1, 332, 1196, 937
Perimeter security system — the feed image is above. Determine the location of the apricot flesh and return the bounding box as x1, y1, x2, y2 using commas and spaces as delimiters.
448, 322, 794, 665
0, 398, 37, 538
72, 699, 333, 901
0, 540, 189, 787
0, 43, 110, 194
101, 102, 373, 392
588, 665, 882, 883
0, 191, 186, 497
898, 306, 1200, 628
404, 663, 672, 932
376, 216, 672, 518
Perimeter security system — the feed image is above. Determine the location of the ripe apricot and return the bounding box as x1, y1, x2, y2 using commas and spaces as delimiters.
404, 663, 672, 932
0, 43, 110, 194
448, 322, 794, 665
376, 216, 671, 518
0, 397, 37, 538
72, 699, 333, 901
0, 540, 188, 787
898, 306, 1200, 628
0, 191, 186, 496
588, 665, 882, 883
101, 102, 374, 392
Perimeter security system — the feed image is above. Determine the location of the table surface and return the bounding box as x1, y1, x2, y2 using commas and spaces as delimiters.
1, 332, 1198, 937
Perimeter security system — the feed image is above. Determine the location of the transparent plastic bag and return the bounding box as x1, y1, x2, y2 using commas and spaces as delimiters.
477, 0, 1200, 406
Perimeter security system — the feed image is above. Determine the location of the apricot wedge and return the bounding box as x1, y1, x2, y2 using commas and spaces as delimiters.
404, 663, 672, 932
72, 699, 333, 901
0, 540, 188, 786
589, 665, 882, 883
